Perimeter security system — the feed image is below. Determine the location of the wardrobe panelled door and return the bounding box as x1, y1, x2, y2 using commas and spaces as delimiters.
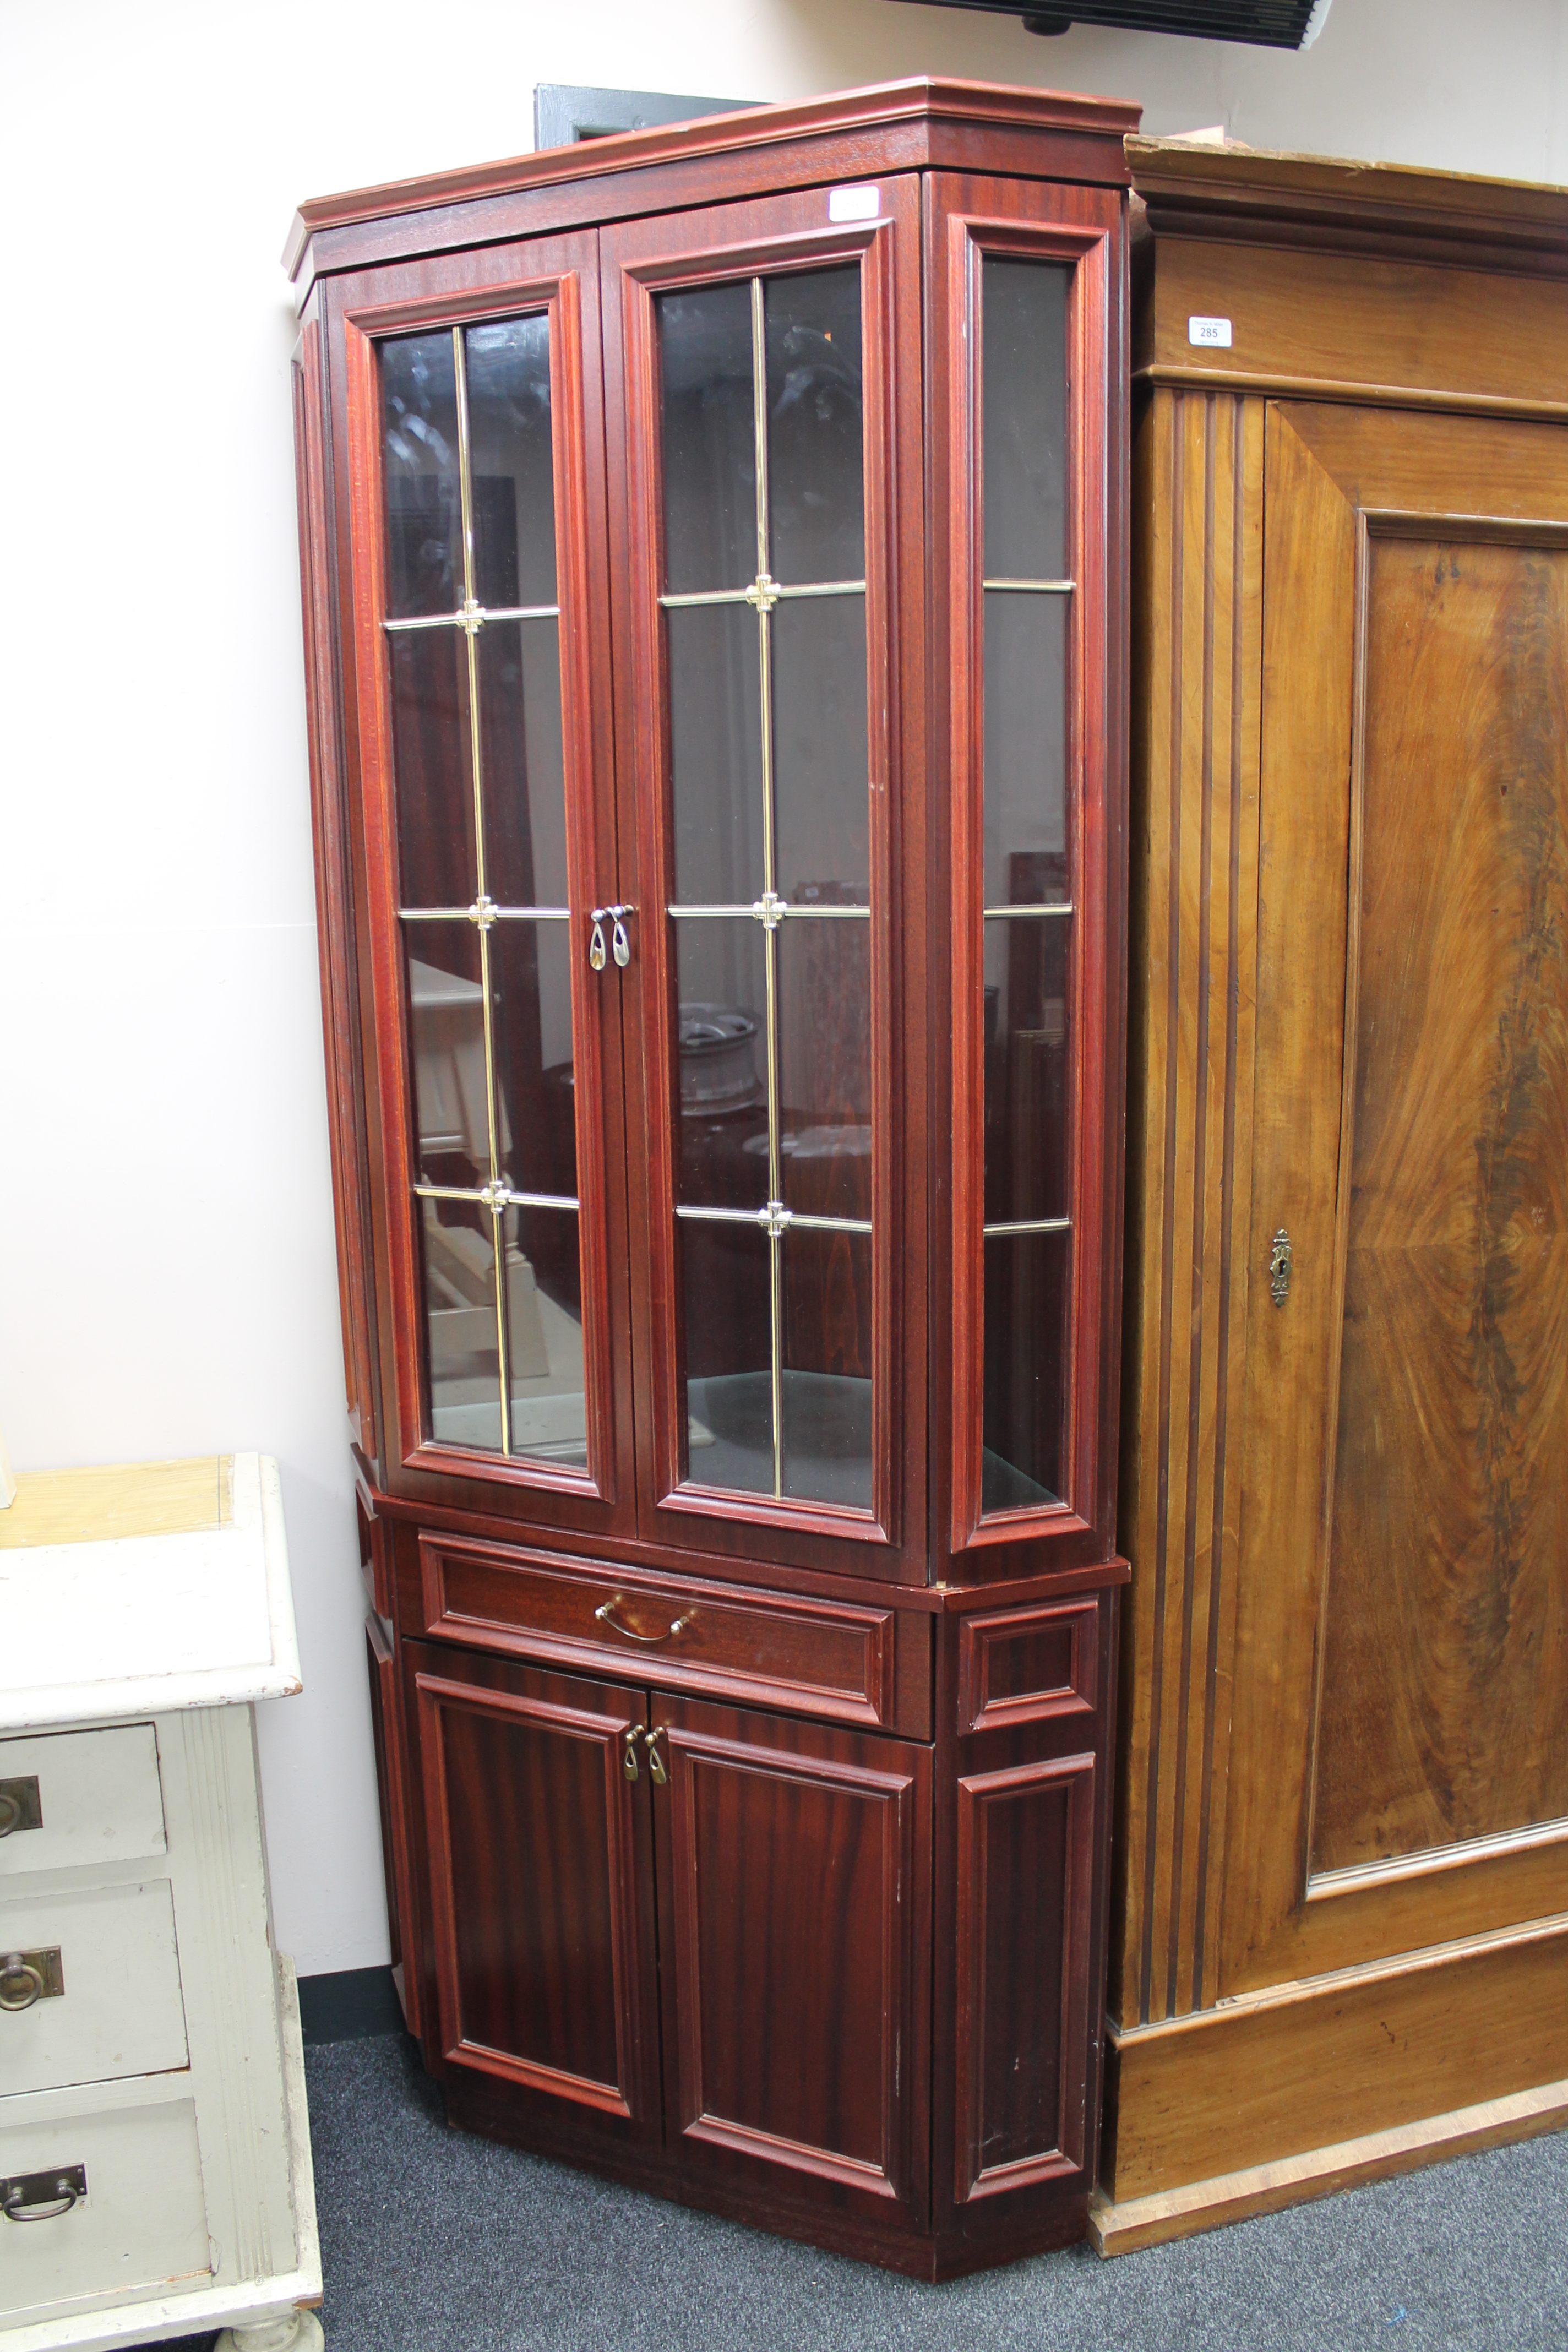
291, 80, 1134, 2279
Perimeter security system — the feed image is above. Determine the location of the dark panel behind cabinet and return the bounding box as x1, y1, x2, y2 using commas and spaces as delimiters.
408, 1641, 660, 2140
653, 1692, 931, 2226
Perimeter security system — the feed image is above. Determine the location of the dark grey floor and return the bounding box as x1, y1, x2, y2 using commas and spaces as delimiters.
156, 2034, 1567, 2350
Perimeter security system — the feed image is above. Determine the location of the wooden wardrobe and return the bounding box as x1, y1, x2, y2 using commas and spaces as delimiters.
1101, 138, 1568, 2250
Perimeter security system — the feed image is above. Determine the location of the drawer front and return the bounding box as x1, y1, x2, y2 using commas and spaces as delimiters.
420, 1534, 916, 1730
0, 2098, 209, 2322
0, 1880, 189, 2097
957, 1599, 1100, 1735
0, 1725, 166, 1882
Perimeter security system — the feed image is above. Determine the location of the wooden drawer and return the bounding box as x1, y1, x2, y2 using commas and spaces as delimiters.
0, 2098, 209, 2322
419, 1533, 932, 1735
957, 1598, 1100, 1735
0, 1725, 165, 1882
0, 1880, 189, 2098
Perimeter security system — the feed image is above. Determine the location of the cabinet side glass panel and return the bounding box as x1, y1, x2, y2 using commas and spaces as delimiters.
978, 258, 1074, 1517
379, 317, 587, 1470
658, 263, 873, 1510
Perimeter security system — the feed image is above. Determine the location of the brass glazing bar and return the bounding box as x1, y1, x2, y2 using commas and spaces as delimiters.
982, 902, 1074, 919
673, 1204, 870, 1234
416, 1182, 579, 1212
667, 902, 869, 921
785, 1213, 874, 1234
399, 906, 571, 923
982, 578, 1075, 594
659, 579, 865, 609
752, 275, 784, 1504
982, 1217, 1074, 1237
384, 603, 559, 631
451, 324, 510, 1455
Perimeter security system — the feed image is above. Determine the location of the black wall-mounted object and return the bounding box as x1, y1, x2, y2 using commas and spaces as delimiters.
891, 0, 1332, 43
533, 83, 752, 150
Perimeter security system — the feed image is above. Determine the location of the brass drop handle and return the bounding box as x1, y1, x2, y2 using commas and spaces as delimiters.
1270, 1228, 1293, 1306
588, 909, 608, 971
609, 905, 635, 967
622, 1727, 641, 1782
0, 1793, 19, 1838
595, 1599, 694, 1646
0, 1954, 46, 2013
646, 1728, 669, 1787
2, 2165, 86, 2222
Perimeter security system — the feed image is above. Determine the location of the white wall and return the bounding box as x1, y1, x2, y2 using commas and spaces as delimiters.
3, 0, 1565, 1975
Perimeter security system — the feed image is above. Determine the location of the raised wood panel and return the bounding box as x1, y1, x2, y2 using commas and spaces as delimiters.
957, 1599, 1097, 1734
1102, 1913, 1568, 2204
654, 1692, 929, 2220
954, 1750, 1095, 2202
1311, 525, 1568, 1875
417, 1531, 907, 1729
1113, 386, 1262, 2027
412, 1646, 657, 2132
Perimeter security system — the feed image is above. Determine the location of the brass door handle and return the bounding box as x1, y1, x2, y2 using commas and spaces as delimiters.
2, 2165, 86, 2222
646, 1727, 669, 1787
0, 1954, 47, 2012
595, 1599, 694, 1646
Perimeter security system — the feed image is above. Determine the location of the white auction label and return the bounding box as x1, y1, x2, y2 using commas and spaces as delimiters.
828, 184, 880, 222
1188, 315, 1234, 349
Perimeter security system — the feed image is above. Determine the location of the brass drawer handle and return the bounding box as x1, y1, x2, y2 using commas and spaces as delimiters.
0, 1776, 42, 1838
3, 2165, 86, 2222
595, 1598, 694, 1646
1, 1948, 63, 2011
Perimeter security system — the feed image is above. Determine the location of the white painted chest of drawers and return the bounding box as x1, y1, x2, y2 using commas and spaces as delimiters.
0, 1455, 323, 2351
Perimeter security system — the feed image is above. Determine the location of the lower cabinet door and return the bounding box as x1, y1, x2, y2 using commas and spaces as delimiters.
651, 1692, 931, 2226
407, 1641, 660, 2144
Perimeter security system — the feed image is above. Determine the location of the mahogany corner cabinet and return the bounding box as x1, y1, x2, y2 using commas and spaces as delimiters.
286, 78, 1134, 2279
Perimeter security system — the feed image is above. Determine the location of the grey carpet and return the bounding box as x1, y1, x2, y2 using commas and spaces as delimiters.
151, 2033, 1567, 2350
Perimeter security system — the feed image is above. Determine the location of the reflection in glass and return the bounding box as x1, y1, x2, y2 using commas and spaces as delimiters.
505, 1202, 586, 1466
382, 334, 462, 619
772, 597, 869, 901
406, 927, 489, 1192
983, 1228, 1069, 1512
491, 919, 576, 1201
422, 1196, 503, 1448
765, 266, 864, 586
390, 631, 477, 909
478, 617, 568, 910
983, 593, 1068, 910
667, 604, 765, 906
782, 1228, 873, 1509
982, 260, 1068, 583
777, 914, 871, 1224
984, 917, 1070, 1227
465, 315, 557, 610
659, 284, 756, 597
674, 922, 767, 1211
680, 1219, 774, 1496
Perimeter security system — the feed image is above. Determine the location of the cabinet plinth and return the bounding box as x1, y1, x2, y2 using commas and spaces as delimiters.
290, 77, 1134, 2277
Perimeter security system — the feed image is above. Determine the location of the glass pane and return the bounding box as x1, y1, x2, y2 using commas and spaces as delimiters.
765, 265, 864, 587
667, 603, 765, 906
983, 1229, 1070, 1512
658, 284, 756, 597
983, 591, 1068, 910
984, 917, 1071, 1227
390, 630, 477, 909
778, 917, 870, 1224
422, 1196, 502, 1447
478, 616, 568, 910
382, 333, 462, 619
465, 315, 557, 611
491, 919, 576, 1200
674, 921, 767, 1212
505, 1202, 586, 1467
982, 259, 1069, 583
781, 1228, 873, 1510
407, 927, 489, 1191
680, 1220, 772, 1496
772, 596, 869, 903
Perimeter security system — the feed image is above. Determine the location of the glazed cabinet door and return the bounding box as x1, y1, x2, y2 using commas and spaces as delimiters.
405, 1640, 661, 2148
328, 231, 635, 1534
651, 1692, 932, 2235
925, 175, 1126, 1576
599, 180, 927, 1583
